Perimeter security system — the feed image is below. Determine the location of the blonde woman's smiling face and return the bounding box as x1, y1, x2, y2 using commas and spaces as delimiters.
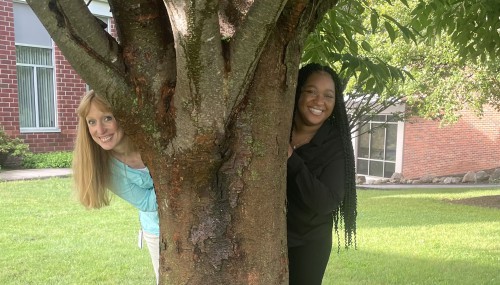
296, 71, 335, 128
85, 102, 124, 151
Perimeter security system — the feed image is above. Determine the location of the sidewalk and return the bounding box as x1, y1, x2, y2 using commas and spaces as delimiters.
1, 168, 499, 190
358, 183, 500, 190
0, 168, 72, 182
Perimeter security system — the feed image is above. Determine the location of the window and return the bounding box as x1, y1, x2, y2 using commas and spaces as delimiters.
14, 3, 57, 131
16, 46, 55, 129
357, 115, 398, 178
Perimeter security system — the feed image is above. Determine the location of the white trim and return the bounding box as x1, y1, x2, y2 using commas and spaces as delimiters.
16, 63, 53, 68
354, 103, 406, 178
20, 127, 61, 133
88, 1, 112, 17
380, 104, 405, 114
15, 43, 58, 130
395, 120, 405, 173
33, 65, 40, 127
14, 43, 53, 49
51, 39, 59, 131
15, 0, 111, 17
352, 132, 358, 168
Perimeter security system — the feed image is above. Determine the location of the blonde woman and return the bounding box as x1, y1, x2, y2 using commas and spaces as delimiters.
72, 90, 159, 283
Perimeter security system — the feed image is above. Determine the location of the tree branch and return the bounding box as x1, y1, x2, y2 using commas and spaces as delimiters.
225, 1, 287, 115
108, 0, 176, 102
27, 0, 132, 105
162, 0, 227, 149
54, 0, 125, 72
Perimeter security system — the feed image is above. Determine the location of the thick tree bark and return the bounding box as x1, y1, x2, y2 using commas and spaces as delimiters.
27, 0, 338, 283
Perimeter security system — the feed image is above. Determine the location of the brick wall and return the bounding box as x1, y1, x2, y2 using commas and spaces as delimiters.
0, 1, 116, 154
17, 45, 87, 153
402, 106, 500, 179
0, 0, 86, 153
24, 15, 117, 153
0, 0, 19, 136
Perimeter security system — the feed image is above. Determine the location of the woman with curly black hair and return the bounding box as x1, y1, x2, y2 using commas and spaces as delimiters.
287, 63, 357, 284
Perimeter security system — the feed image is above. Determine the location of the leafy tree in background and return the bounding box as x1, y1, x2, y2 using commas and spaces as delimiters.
303, 0, 413, 134
408, 0, 500, 122
305, 0, 500, 127
411, 0, 500, 64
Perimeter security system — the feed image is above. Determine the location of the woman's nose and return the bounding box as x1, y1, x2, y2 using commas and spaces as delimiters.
95, 122, 106, 134
314, 93, 326, 104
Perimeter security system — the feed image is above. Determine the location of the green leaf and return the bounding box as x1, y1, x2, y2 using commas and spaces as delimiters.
361, 41, 372, 52
336, 39, 346, 52
370, 11, 379, 33
358, 70, 370, 85
365, 77, 377, 92
384, 21, 396, 43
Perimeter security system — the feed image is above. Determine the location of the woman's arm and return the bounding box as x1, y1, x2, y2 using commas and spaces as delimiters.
109, 165, 158, 212
287, 152, 345, 215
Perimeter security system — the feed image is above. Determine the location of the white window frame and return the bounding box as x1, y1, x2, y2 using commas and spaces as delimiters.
354, 105, 405, 179
16, 43, 58, 133
14, 1, 112, 132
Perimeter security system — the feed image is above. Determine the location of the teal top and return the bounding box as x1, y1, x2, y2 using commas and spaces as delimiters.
109, 157, 159, 236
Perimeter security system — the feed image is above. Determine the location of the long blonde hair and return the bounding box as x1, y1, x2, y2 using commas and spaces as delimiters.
72, 90, 113, 209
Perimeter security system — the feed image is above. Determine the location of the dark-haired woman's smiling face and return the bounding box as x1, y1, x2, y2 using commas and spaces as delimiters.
296, 71, 335, 128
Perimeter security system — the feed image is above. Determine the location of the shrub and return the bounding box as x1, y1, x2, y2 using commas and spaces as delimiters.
22, 151, 73, 169
0, 127, 31, 170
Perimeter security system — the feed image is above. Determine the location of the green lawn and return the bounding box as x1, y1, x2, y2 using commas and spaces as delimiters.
0, 178, 155, 285
1, 178, 499, 284
324, 187, 500, 285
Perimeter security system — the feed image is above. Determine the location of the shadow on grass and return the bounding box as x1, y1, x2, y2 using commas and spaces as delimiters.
358, 186, 500, 194
324, 248, 499, 285
358, 188, 500, 228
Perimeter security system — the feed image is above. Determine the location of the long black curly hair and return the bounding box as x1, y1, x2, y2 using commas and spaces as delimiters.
292, 63, 357, 249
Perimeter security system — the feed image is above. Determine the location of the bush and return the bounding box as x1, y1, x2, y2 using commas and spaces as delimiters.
22, 151, 73, 169
0, 127, 31, 170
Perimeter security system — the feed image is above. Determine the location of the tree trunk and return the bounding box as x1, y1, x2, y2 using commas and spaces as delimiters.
27, 0, 337, 283
149, 26, 304, 283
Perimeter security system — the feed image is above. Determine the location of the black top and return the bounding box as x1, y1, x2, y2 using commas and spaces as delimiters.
287, 121, 346, 247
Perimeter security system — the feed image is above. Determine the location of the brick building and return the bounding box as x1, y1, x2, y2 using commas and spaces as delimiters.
354, 105, 500, 179
1, 0, 499, 178
0, 0, 110, 153
399, 106, 499, 179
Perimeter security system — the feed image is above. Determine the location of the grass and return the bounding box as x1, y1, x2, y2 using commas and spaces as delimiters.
0, 178, 155, 285
1, 179, 499, 284
324, 187, 500, 285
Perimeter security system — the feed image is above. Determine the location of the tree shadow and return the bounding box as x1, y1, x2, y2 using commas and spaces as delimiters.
358, 188, 500, 227
324, 249, 500, 284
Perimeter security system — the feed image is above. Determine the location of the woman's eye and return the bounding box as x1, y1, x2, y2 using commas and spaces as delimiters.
104, 116, 114, 122
87, 120, 96, 126
303, 89, 317, 96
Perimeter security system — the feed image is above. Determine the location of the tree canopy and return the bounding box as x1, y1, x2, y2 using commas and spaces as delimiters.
304, 0, 500, 126
411, 0, 500, 64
